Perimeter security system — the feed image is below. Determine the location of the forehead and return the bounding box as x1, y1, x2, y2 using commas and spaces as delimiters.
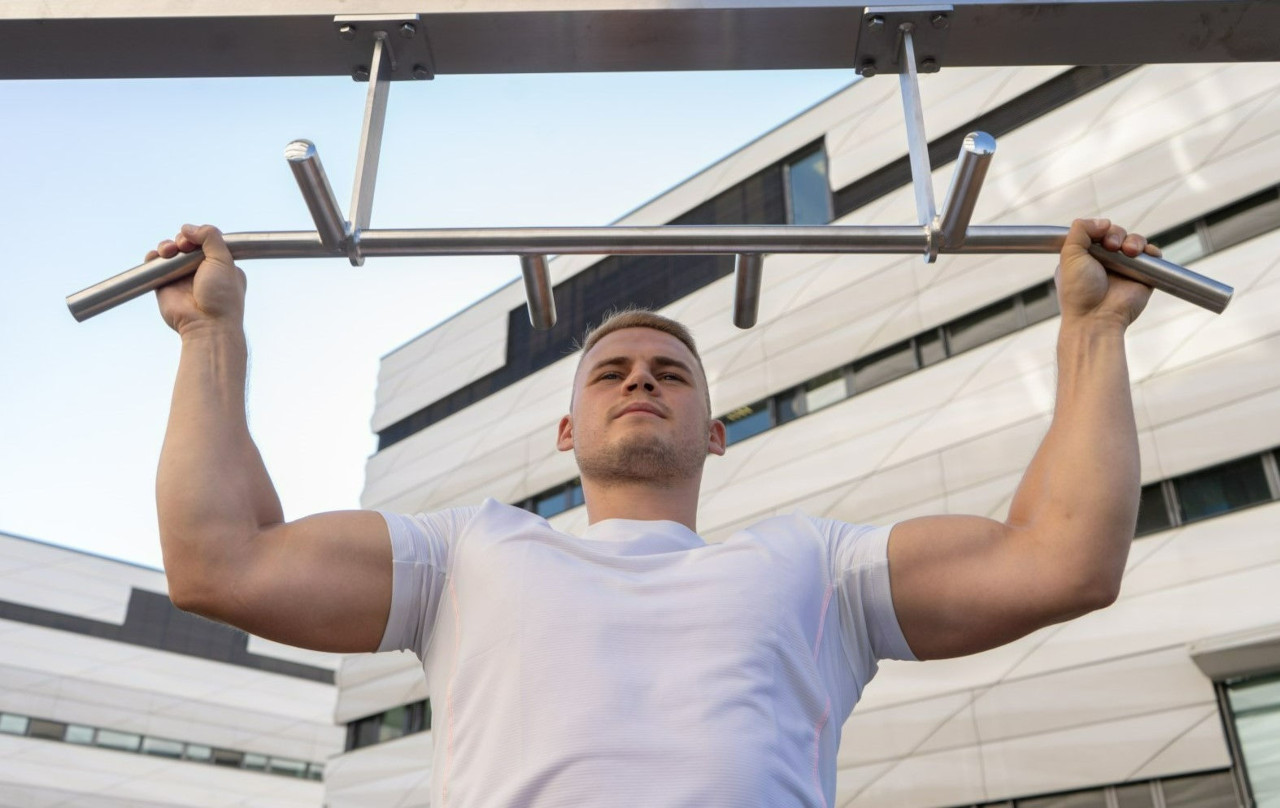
580, 327, 697, 369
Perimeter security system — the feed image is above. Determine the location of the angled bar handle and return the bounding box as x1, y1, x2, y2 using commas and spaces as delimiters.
1086, 245, 1232, 314
285, 140, 349, 252
733, 253, 765, 329
934, 132, 995, 249
519, 255, 557, 330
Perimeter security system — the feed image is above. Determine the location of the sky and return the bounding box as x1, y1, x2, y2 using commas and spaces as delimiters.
0, 68, 854, 570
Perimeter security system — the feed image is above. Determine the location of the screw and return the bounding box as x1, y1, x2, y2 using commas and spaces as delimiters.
412, 64, 432, 80
860, 58, 878, 78
866, 15, 885, 30
921, 57, 939, 72
399, 22, 417, 38
352, 65, 370, 81
338, 24, 357, 41
930, 13, 949, 29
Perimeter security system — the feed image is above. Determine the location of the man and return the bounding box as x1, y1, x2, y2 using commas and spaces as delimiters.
148, 218, 1159, 806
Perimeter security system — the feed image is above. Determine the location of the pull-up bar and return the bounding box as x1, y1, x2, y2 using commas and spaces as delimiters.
62, 7, 1237, 328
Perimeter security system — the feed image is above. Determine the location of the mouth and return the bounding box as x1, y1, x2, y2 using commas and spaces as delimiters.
615, 404, 666, 419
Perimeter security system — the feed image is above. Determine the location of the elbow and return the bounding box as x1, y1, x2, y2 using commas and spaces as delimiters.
1066, 571, 1123, 617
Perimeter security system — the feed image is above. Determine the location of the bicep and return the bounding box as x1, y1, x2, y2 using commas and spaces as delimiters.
886, 515, 1085, 660
208, 510, 395, 654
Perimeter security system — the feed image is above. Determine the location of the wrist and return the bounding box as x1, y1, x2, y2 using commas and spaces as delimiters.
178, 319, 247, 349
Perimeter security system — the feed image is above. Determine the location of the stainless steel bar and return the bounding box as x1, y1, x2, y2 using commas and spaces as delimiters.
66, 224, 1232, 322
519, 255, 557, 331
934, 132, 996, 249
896, 25, 935, 232
347, 32, 393, 266
733, 253, 765, 329
284, 140, 349, 253
66, 233, 329, 322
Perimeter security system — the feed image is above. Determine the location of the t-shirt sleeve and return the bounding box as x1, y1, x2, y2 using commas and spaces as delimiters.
375, 507, 478, 659
811, 517, 917, 677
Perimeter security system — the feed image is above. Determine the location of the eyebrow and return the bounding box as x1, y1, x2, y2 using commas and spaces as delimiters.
588, 355, 695, 376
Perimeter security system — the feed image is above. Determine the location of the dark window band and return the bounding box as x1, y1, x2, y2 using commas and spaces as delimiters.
0, 587, 333, 684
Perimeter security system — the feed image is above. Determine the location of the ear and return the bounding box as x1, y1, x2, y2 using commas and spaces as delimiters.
556, 414, 574, 453
707, 419, 727, 457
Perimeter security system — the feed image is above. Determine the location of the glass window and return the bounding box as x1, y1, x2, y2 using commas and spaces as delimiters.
916, 329, 946, 366
64, 725, 95, 745
269, 758, 308, 778
786, 146, 833, 225
1159, 771, 1238, 808
852, 341, 917, 391
1135, 483, 1173, 537
96, 729, 141, 752
1114, 782, 1156, 808
1174, 454, 1272, 523
212, 748, 244, 768
776, 389, 803, 425
803, 369, 849, 414
1227, 674, 1280, 807
1017, 787, 1107, 808
185, 744, 212, 762
380, 706, 408, 744
307, 762, 325, 781
243, 753, 269, 772
535, 488, 568, 518
1022, 282, 1060, 325
1153, 221, 1207, 266
141, 737, 184, 758
26, 719, 65, 741
1204, 185, 1280, 254
0, 714, 29, 735
723, 400, 772, 445
947, 298, 1020, 355
566, 481, 585, 509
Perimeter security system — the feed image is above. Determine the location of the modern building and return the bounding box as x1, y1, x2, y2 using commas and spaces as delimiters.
0, 530, 344, 807
332, 61, 1280, 807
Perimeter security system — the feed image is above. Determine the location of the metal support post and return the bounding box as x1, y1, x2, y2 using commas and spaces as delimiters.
347, 31, 394, 266
733, 254, 765, 329
896, 24, 937, 260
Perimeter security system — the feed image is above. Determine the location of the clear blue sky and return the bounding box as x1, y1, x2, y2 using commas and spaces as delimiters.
0, 69, 854, 569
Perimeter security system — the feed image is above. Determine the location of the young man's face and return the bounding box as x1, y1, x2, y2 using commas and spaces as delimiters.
558, 327, 726, 487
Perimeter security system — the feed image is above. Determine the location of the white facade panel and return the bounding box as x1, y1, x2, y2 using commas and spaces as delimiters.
348, 60, 1280, 807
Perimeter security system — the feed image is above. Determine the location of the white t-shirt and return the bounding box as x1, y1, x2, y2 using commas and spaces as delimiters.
378, 498, 915, 808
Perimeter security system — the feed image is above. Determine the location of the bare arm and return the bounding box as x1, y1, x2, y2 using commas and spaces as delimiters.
887, 218, 1157, 660
153, 225, 391, 653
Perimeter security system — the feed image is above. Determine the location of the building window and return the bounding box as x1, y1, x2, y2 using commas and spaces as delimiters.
1154, 221, 1209, 266
64, 725, 95, 745
916, 328, 946, 367
1112, 782, 1157, 808
852, 340, 917, 392
1203, 185, 1280, 255
785, 144, 833, 225
1018, 789, 1107, 808
1158, 771, 1239, 808
142, 737, 184, 759
96, 729, 141, 752
1174, 455, 1273, 524
1135, 482, 1174, 537
346, 699, 433, 752
1224, 673, 1280, 806
947, 297, 1021, 356
723, 400, 772, 445
0, 714, 28, 735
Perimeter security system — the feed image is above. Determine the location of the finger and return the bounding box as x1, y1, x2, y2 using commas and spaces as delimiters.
155, 240, 179, 259
1120, 232, 1147, 257
1145, 243, 1163, 258
1067, 217, 1111, 250
145, 249, 159, 262
179, 223, 235, 267
1102, 224, 1128, 251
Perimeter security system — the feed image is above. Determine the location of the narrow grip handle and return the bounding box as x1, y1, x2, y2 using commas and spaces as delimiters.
66, 250, 206, 323
1085, 244, 1232, 314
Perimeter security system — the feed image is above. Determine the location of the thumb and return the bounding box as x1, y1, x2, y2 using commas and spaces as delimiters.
178, 223, 235, 268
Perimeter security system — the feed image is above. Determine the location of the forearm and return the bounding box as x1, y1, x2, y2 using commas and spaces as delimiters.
1007, 317, 1139, 604
156, 325, 284, 603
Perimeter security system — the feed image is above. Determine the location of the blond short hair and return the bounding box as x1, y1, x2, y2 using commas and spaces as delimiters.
575, 308, 711, 411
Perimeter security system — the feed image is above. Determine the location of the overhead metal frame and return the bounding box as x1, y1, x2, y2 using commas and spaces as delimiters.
39, 2, 1266, 327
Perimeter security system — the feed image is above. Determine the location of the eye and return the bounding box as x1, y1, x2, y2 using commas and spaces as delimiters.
660, 373, 686, 382
597, 371, 623, 381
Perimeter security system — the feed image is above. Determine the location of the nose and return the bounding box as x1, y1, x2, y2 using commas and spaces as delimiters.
624, 365, 657, 394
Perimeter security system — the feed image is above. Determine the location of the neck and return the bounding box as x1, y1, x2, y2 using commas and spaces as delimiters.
580, 476, 702, 532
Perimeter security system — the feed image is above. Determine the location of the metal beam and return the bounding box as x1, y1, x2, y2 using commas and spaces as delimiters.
3, 1, 1279, 80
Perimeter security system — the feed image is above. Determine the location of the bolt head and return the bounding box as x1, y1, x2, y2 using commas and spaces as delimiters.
866, 14, 885, 30
860, 58, 878, 78
352, 65, 370, 81
412, 64, 432, 80
338, 24, 357, 41
399, 22, 417, 38
921, 57, 939, 73
930, 12, 949, 29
